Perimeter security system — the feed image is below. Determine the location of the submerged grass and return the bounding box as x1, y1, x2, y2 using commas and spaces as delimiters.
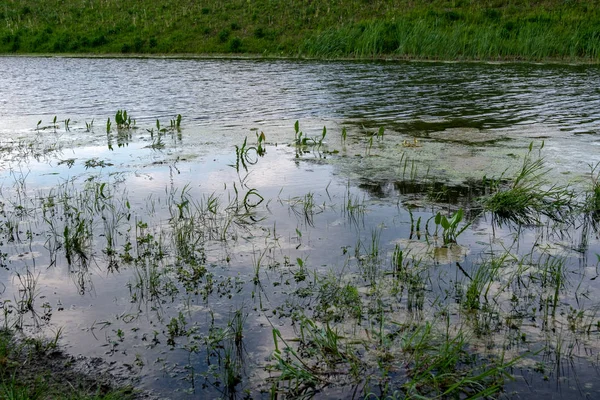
0, 0, 599, 61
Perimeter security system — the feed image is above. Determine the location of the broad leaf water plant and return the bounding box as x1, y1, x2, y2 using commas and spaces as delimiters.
434, 208, 469, 246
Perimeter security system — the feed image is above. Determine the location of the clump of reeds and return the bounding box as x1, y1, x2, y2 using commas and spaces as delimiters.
482, 143, 574, 225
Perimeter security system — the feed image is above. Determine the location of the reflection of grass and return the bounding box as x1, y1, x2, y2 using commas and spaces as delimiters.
287, 192, 325, 227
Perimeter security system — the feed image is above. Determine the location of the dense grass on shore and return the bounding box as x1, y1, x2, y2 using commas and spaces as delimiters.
1, 0, 599, 61
0, 329, 136, 399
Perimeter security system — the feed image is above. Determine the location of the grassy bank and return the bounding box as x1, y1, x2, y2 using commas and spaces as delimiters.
0, 329, 137, 399
1, 0, 599, 61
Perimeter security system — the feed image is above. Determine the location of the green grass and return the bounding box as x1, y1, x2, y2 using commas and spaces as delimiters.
482, 143, 574, 225
586, 162, 600, 213
0, 0, 599, 61
0, 329, 136, 400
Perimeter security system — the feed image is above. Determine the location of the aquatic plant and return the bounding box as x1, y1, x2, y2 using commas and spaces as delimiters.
83, 158, 113, 169
6, 106, 600, 400
314, 272, 362, 321
149, 135, 164, 149
287, 192, 325, 227
434, 208, 469, 246
482, 143, 574, 225
396, 321, 513, 398
463, 258, 500, 313
342, 185, 366, 226
293, 121, 326, 149
85, 119, 94, 132
169, 114, 182, 130
586, 161, 600, 212
256, 131, 266, 156
230, 137, 257, 173
400, 153, 419, 181
63, 217, 91, 268
13, 269, 44, 329
115, 109, 133, 129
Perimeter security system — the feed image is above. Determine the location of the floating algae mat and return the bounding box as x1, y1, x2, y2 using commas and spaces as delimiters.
1, 57, 600, 399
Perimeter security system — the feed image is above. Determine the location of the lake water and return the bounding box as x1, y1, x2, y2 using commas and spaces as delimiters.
1, 56, 600, 399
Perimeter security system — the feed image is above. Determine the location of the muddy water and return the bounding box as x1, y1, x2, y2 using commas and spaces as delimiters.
1, 57, 600, 399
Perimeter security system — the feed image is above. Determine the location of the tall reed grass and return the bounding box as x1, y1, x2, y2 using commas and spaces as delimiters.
302, 14, 600, 61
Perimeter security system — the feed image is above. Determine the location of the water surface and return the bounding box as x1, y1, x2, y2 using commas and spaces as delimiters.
1, 57, 600, 399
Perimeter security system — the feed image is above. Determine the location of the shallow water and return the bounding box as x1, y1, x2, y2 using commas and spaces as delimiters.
1, 56, 600, 399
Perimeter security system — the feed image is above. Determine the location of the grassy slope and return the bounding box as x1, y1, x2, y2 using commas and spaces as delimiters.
1, 0, 599, 61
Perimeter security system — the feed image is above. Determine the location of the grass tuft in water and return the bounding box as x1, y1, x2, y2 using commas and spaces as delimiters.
586, 162, 600, 213
482, 143, 574, 225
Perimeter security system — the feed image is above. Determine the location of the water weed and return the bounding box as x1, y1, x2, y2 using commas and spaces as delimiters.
293, 121, 327, 155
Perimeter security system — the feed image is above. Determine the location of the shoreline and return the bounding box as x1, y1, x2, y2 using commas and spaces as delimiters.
1, 52, 598, 66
